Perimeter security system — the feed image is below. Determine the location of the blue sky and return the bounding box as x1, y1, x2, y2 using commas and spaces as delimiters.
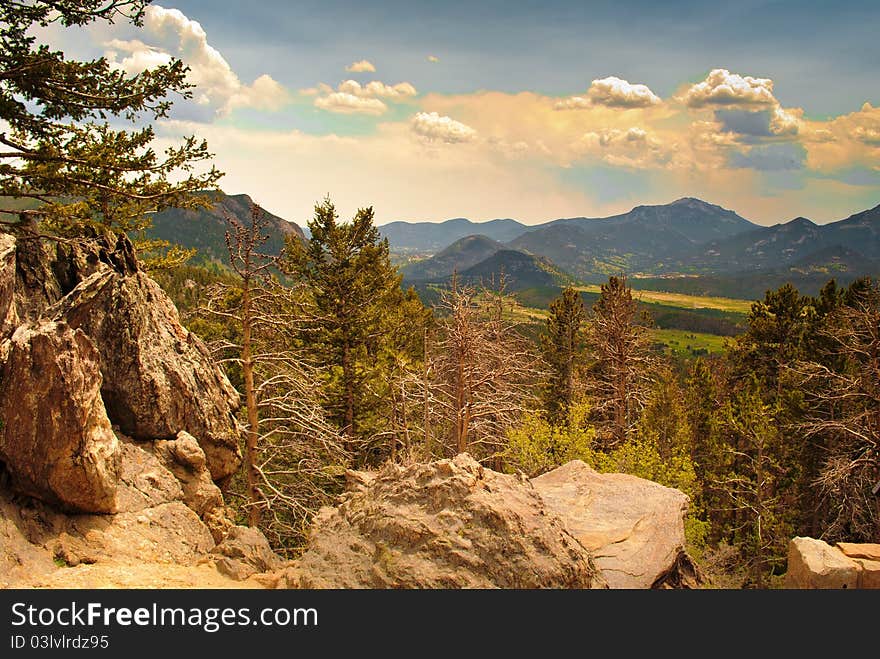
41, 1, 880, 225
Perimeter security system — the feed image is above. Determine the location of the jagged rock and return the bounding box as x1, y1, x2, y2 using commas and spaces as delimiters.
0, 321, 120, 512
211, 526, 284, 581
46, 267, 242, 481
11, 228, 128, 324
784, 537, 860, 589
0, 233, 18, 337
289, 453, 606, 589
532, 460, 699, 589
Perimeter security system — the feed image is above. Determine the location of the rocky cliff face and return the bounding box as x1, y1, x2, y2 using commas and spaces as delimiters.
0, 228, 277, 588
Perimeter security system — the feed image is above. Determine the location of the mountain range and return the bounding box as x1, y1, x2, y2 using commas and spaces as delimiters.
137, 191, 879, 300
393, 198, 880, 296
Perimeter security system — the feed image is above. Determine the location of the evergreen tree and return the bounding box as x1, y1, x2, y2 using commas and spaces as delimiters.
540, 286, 587, 423
0, 1, 221, 245
585, 275, 657, 448
282, 197, 417, 455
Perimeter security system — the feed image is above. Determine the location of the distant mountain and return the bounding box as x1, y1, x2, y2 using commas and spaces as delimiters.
632, 244, 879, 300
145, 191, 304, 264
457, 249, 572, 290
689, 205, 880, 273
380, 217, 528, 252
401, 234, 504, 281
509, 198, 756, 280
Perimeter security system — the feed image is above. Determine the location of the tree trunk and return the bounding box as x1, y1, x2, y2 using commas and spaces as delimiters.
241, 283, 261, 527
342, 336, 355, 452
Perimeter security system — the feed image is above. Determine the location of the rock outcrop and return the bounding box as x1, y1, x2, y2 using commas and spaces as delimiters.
284, 453, 606, 589
785, 537, 880, 589
0, 228, 274, 589
532, 460, 701, 588
0, 321, 120, 513
1, 229, 242, 482
46, 269, 241, 481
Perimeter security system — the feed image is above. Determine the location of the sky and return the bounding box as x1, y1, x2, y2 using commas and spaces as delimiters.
37, 0, 880, 226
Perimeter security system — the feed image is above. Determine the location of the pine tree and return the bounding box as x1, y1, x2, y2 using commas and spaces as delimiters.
0, 1, 221, 242
540, 286, 587, 423
282, 197, 410, 454
585, 275, 657, 448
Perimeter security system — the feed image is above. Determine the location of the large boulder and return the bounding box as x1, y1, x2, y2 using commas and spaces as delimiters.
287, 453, 606, 589
0, 321, 120, 512
785, 537, 860, 589
46, 267, 242, 481
532, 460, 698, 589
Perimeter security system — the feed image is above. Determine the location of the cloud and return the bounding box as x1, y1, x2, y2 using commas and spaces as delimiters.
427, 55, 440, 63
345, 59, 376, 73
337, 79, 417, 99
313, 79, 417, 114
103, 5, 288, 119
854, 126, 880, 146
682, 69, 777, 108
556, 76, 661, 110
314, 93, 387, 115
411, 112, 478, 143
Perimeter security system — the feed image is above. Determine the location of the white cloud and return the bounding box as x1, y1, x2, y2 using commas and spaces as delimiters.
586, 76, 661, 108
314, 93, 387, 115
103, 5, 288, 119
345, 59, 376, 73
314, 79, 417, 114
337, 79, 417, 99
556, 76, 660, 110
770, 106, 802, 136
411, 112, 477, 143
554, 96, 591, 111
682, 69, 777, 108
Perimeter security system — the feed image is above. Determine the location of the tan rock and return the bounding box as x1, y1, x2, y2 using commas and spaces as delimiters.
0, 491, 57, 586
854, 559, 880, 589
532, 460, 696, 589
66, 502, 215, 565
785, 537, 860, 589
114, 442, 183, 513
46, 269, 242, 482
0, 233, 18, 338
211, 526, 284, 581
0, 321, 120, 512
291, 453, 606, 589
836, 542, 880, 562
